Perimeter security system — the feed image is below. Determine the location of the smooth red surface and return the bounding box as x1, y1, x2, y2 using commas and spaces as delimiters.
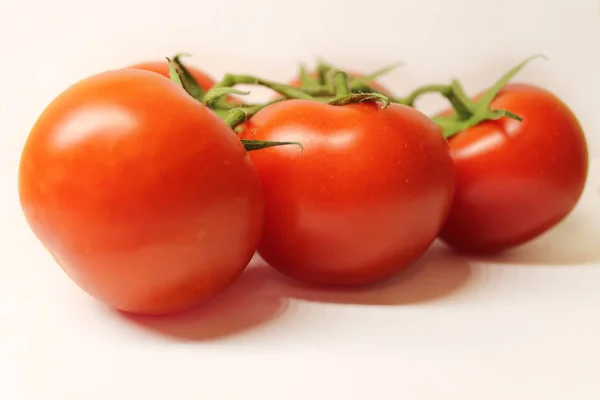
440, 83, 588, 253
19, 69, 264, 315
240, 100, 455, 286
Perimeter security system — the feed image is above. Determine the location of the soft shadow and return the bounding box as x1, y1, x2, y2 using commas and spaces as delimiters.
470, 213, 600, 266
268, 243, 473, 306
120, 265, 289, 341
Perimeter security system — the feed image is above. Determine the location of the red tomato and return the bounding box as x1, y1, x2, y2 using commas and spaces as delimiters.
289, 71, 391, 95
19, 69, 264, 315
128, 60, 217, 91
439, 83, 588, 253
240, 100, 455, 286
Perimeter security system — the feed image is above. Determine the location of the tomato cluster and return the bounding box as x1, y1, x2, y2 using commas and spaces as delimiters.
18, 55, 588, 315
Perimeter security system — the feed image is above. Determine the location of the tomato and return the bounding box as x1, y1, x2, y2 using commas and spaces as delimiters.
240, 100, 455, 286
288, 71, 391, 95
128, 60, 217, 92
18, 69, 264, 315
439, 83, 588, 254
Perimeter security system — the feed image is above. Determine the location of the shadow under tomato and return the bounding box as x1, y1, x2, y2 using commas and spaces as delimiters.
120, 265, 289, 341
266, 243, 473, 306
120, 244, 472, 339
467, 213, 600, 266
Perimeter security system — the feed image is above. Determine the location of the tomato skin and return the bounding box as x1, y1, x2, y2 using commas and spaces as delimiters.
439, 83, 588, 254
128, 60, 217, 91
240, 100, 455, 286
288, 71, 391, 95
19, 69, 264, 315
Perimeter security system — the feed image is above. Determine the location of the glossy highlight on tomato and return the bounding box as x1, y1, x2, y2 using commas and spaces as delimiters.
19, 69, 264, 315
439, 83, 588, 254
240, 99, 455, 286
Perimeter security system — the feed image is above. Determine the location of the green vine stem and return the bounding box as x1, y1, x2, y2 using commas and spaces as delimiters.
398, 54, 547, 137
327, 70, 392, 108
333, 71, 350, 96
165, 59, 301, 152
292, 59, 402, 97
172, 53, 207, 102
167, 57, 184, 88
289, 61, 338, 96
348, 62, 403, 94
203, 87, 250, 109
220, 99, 287, 129
316, 60, 331, 85
446, 80, 476, 120
203, 70, 332, 133
395, 84, 448, 107
222, 109, 247, 128
329, 92, 391, 108
202, 68, 394, 130
298, 64, 314, 88
213, 74, 316, 100
240, 99, 286, 118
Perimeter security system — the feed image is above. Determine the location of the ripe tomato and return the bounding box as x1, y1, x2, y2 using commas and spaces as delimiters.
240, 100, 455, 286
19, 69, 264, 315
439, 83, 588, 253
289, 71, 391, 95
128, 60, 217, 91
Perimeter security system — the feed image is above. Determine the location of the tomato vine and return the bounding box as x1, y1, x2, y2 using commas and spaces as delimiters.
167, 53, 547, 141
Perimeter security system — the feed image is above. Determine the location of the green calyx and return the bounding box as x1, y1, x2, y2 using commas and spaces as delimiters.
165, 56, 401, 152
324, 70, 391, 108
166, 54, 208, 102
166, 52, 546, 146
166, 56, 301, 152
297, 59, 402, 95
202, 73, 315, 131
203, 87, 250, 108
398, 54, 547, 138
200, 64, 396, 129
167, 56, 399, 129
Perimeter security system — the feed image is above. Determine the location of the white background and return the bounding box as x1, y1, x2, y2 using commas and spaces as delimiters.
1, 0, 600, 399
